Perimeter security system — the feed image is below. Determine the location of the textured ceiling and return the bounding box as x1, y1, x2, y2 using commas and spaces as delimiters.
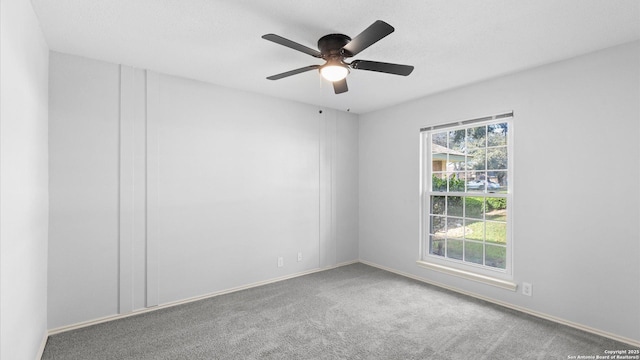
31, 0, 640, 114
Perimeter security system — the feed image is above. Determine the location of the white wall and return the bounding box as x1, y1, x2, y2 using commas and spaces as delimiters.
48, 52, 359, 328
359, 41, 640, 343
0, 0, 50, 359
336, 115, 359, 264
48, 53, 120, 328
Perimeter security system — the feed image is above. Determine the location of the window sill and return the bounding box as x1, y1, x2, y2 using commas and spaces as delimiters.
416, 260, 517, 291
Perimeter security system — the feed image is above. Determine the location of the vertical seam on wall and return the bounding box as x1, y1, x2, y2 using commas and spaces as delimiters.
146, 70, 152, 307
318, 110, 322, 268
332, 112, 337, 265
145, 71, 159, 307
117, 65, 122, 314
145, 70, 152, 307
143, 70, 148, 307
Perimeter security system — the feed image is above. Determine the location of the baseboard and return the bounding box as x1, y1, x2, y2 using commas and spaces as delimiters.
36, 329, 48, 360
48, 260, 359, 336
359, 259, 640, 348
330, 259, 360, 268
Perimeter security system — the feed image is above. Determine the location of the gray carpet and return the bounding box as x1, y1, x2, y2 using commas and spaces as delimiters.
42, 263, 636, 359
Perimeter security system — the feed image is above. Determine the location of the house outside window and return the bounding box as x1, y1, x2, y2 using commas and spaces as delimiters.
420, 114, 513, 283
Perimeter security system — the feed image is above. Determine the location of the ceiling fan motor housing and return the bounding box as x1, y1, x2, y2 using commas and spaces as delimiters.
317, 34, 352, 58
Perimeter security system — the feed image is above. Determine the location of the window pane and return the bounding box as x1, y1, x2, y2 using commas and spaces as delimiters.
460, 156, 473, 171
486, 198, 507, 221
464, 197, 484, 219
430, 216, 445, 235
447, 196, 463, 217
432, 157, 446, 172
487, 172, 507, 193
464, 219, 484, 241
467, 171, 487, 193
431, 196, 445, 215
487, 147, 507, 170
464, 241, 483, 265
485, 221, 507, 244
447, 239, 463, 260
469, 148, 486, 170
432, 132, 447, 147
430, 235, 445, 256
466, 126, 486, 148
487, 123, 507, 146
432, 173, 447, 192
447, 217, 463, 238
485, 245, 506, 269
448, 129, 466, 171
449, 173, 465, 192
485, 179, 501, 193
448, 129, 465, 151
431, 132, 447, 184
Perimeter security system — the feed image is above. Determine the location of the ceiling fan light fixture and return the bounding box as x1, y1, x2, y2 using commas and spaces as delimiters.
320, 63, 349, 82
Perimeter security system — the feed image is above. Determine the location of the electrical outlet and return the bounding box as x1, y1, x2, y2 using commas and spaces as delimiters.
297, 252, 303, 262
522, 282, 532, 296
277, 257, 283, 268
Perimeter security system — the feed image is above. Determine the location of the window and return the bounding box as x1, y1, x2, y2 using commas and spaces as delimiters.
420, 114, 513, 284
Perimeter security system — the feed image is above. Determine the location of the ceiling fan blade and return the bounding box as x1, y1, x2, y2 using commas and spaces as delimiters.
350, 60, 414, 76
333, 78, 348, 94
266, 65, 320, 80
341, 20, 394, 57
262, 34, 322, 58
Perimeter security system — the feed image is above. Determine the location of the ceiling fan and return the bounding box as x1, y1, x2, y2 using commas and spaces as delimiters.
262, 20, 414, 94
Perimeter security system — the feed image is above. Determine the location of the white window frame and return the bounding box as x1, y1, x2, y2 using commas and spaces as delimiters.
418, 115, 516, 290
